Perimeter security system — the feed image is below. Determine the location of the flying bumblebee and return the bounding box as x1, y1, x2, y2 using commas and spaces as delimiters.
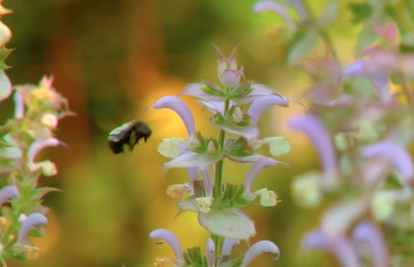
108, 120, 152, 154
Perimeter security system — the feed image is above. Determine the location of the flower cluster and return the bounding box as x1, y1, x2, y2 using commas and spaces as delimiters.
254, 0, 414, 265
148, 45, 291, 266
0, 2, 73, 263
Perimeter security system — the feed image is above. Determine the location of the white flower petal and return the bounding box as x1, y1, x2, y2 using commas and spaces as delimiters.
241, 240, 280, 267
248, 95, 289, 124
149, 229, 184, 262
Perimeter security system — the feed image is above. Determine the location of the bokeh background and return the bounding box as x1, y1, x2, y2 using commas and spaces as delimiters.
1, 0, 360, 266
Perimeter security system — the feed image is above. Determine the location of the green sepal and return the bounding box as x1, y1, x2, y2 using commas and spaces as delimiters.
191, 132, 220, 154
1, 206, 17, 223
183, 247, 206, 267
0, 47, 12, 70
225, 138, 255, 158
228, 83, 253, 100
27, 225, 45, 238
212, 183, 250, 209
219, 257, 243, 267
226, 105, 252, 126
201, 82, 225, 97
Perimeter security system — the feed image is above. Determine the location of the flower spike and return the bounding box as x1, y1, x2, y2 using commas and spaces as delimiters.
241, 240, 280, 267
152, 95, 196, 140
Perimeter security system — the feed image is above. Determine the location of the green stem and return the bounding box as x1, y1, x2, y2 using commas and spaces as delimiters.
213, 99, 230, 199
212, 99, 229, 265
298, 0, 339, 61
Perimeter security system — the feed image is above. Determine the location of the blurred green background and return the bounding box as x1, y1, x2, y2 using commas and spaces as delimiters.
1, 0, 359, 266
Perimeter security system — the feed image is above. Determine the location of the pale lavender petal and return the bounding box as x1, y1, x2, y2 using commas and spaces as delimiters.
248, 95, 290, 124
288, 114, 337, 178
303, 230, 360, 267
28, 137, 61, 165
253, 1, 295, 29
153, 96, 196, 139
179, 82, 225, 102
0, 186, 20, 206
241, 240, 280, 267
372, 77, 391, 103
198, 101, 226, 114
200, 165, 213, 197
206, 238, 215, 267
361, 141, 413, 182
14, 91, 24, 119
18, 213, 48, 244
164, 152, 223, 170
244, 158, 278, 193
342, 60, 365, 78
149, 229, 184, 262
222, 239, 240, 256
286, 0, 308, 20
352, 221, 389, 267
213, 44, 240, 79
222, 68, 243, 88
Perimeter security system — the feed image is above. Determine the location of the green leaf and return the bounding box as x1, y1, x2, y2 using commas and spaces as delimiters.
355, 24, 378, 54
0, 47, 12, 70
287, 29, 320, 65
349, 2, 373, 24
183, 247, 205, 266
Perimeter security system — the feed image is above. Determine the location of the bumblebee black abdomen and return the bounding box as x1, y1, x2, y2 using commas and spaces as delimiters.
108, 120, 152, 154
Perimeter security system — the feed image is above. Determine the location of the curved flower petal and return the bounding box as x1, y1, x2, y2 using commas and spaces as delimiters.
302, 230, 360, 267
18, 213, 48, 244
179, 82, 226, 102
372, 77, 391, 103
0, 186, 20, 206
14, 91, 24, 119
253, 1, 295, 29
352, 221, 389, 267
164, 152, 223, 170
244, 158, 278, 193
321, 201, 367, 240
248, 95, 289, 125
221, 239, 240, 256
206, 238, 215, 267
361, 141, 413, 182
153, 96, 196, 139
198, 208, 256, 241
241, 240, 280, 267
288, 114, 338, 187
149, 229, 184, 263
27, 138, 61, 166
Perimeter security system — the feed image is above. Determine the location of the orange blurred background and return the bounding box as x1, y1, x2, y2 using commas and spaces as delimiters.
1, 0, 359, 266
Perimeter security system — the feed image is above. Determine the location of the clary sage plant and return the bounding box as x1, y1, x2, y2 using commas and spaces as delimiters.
0, 2, 73, 265
149, 44, 291, 266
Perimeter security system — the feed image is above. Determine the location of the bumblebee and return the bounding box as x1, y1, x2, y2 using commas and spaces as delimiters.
108, 120, 152, 154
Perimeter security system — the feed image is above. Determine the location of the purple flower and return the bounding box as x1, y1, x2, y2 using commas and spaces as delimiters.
0, 185, 19, 206
352, 221, 389, 267
288, 113, 338, 188
253, 1, 296, 30
149, 229, 185, 266
152, 95, 196, 140
14, 90, 24, 119
219, 239, 240, 264
302, 230, 360, 267
361, 141, 413, 183
206, 238, 215, 267
18, 213, 48, 244
241, 240, 280, 267
247, 95, 289, 125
